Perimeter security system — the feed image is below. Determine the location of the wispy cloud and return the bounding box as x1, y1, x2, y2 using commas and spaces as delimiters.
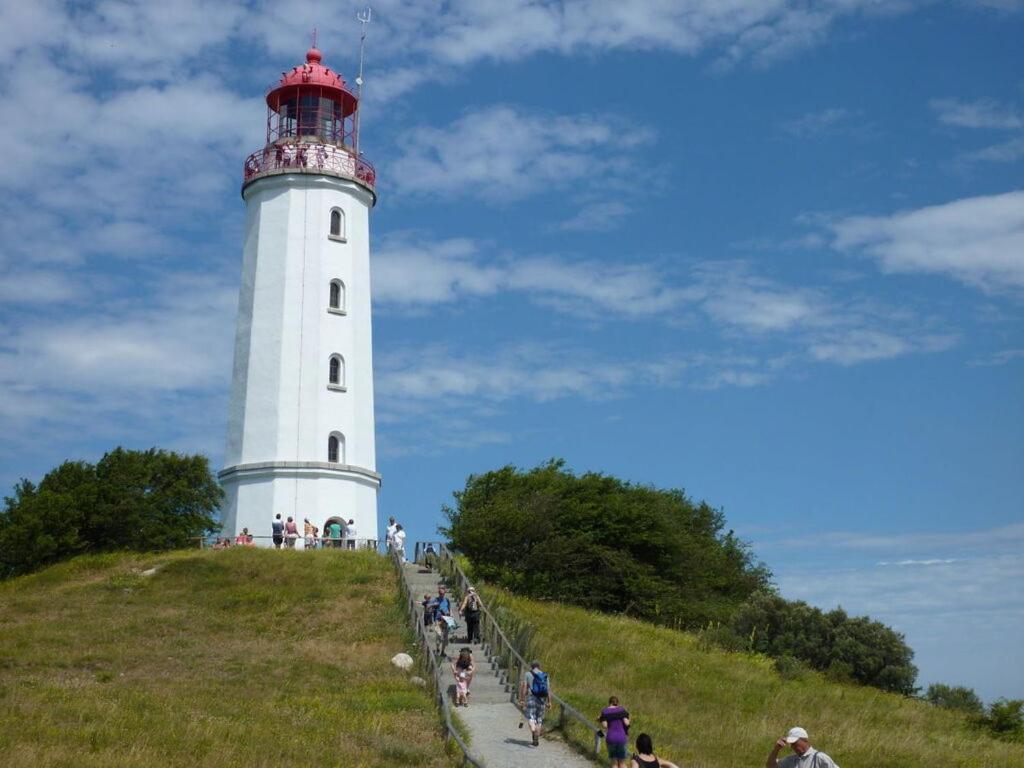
779, 107, 856, 137
388, 105, 654, 203
931, 97, 1023, 130
828, 190, 1024, 292
372, 234, 684, 317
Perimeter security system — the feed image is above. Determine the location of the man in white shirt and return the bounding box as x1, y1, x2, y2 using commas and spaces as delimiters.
344, 519, 357, 550
385, 516, 397, 552
766, 727, 839, 768
393, 523, 407, 563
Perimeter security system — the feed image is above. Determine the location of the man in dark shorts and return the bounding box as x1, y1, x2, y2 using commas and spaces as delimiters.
271, 514, 284, 549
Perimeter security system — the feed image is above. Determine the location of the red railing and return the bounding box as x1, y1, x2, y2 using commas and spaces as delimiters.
243, 143, 376, 189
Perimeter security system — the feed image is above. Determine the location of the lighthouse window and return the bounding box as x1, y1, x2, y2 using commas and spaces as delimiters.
327, 433, 345, 463
329, 279, 346, 311
329, 208, 346, 240
328, 354, 345, 388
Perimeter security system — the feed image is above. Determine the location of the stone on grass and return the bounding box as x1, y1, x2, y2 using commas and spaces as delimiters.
391, 653, 414, 671
409, 676, 426, 687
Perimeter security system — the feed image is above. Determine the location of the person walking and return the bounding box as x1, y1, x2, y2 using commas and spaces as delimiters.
459, 586, 482, 644
432, 585, 452, 657
630, 734, 679, 768
422, 593, 436, 629
451, 647, 475, 706
271, 514, 284, 549
385, 516, 397, 552
284, 516, 299, 548
393, 523, 407, 563
766, 727, 839, 768
518, 660, 550, 747
600, 696, 631, 768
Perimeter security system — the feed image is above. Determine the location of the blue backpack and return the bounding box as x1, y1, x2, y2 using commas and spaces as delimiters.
530, 670, 549, 698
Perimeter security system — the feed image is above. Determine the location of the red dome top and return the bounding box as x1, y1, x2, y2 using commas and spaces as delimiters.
267, 47, 358, 117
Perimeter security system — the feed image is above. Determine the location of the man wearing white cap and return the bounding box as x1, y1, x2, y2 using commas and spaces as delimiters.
766, 727, 839, 768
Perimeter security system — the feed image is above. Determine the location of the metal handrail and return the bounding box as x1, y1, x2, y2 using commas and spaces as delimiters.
243, 142, 376, 188
417, 541, 606, 756
390, 551, 484, 768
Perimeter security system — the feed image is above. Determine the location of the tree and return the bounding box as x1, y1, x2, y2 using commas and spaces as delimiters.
0, 448, 222, 578
731, 591, 918, 695
441, 459, 771, 628
925, 684, 984, 716
980, 699, 1024, 741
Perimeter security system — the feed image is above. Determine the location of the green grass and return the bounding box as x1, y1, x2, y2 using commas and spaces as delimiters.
0, 549, 455, 768
502, 594, 1024, 768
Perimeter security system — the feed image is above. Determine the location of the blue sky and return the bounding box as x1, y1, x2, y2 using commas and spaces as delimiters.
0, 1, 1021, 702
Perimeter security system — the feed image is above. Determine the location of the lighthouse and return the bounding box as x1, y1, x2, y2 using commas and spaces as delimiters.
219, 44, 380, 546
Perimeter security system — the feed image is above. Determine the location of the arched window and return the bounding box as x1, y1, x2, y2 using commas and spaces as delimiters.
328, 354, 345, 388
329, 279, 345, 312
329, 207, 346, 240
327, 432, 345, 463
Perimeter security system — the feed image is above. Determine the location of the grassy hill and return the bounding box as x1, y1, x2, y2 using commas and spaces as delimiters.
0, 549, 452, 768
504, 594, 1023, 768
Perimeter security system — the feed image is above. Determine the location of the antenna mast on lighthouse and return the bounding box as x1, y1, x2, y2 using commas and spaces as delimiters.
354, 6, 372, 158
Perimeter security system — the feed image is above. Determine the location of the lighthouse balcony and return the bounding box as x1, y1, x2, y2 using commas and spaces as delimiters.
243, 142, 375, 191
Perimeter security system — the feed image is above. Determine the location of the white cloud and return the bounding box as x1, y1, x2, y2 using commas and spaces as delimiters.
764, 522, 1024, 553
963, 136, 1024, 163
931, 97, 1023, 130
372, 234, 684, 317
829, 190, 1024, 291
779, 107, 855, 137
557, 201, 633, 233
388, 105, 653, 202
969, 348, 1024, 366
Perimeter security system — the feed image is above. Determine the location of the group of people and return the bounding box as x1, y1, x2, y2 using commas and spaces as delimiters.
384, 517, 408, 562
211, 528, 256, 548
421, 582, 483, 661
268, 514, 360, 549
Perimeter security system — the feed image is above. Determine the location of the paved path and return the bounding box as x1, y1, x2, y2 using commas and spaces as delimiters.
401, 562, 596, 768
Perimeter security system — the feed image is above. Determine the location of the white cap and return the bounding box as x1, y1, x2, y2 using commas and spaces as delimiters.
785, 727, 809, 744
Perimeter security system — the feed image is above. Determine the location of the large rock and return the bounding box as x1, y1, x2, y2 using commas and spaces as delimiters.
391, 653, 414, 671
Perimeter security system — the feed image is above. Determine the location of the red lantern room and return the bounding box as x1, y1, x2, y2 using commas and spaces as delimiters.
243, 46, 375, 192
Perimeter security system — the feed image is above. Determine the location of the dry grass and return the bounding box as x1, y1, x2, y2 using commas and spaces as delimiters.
505, 595, 1024, 768
0, 549, 455, 767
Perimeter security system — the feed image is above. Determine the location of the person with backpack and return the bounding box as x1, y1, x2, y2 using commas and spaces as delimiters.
630, 733, 679, 768
600, 695, 631, 767
271, 514, 284, 549
766, 727, 839, 768
518, 660, 550, 747
459, 586, 482, 643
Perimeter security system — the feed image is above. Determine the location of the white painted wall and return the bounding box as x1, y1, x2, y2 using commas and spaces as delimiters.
220, 172, 379, 544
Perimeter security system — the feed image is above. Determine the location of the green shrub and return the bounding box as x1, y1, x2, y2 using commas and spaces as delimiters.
1, 447, 222, 578
774, 654, 812, 680
442, 459, 771, 628
979, 699, 1024, 741
926, 683, 984, 715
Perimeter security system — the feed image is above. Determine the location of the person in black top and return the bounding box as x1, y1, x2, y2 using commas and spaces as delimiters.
631, 734, 680, 768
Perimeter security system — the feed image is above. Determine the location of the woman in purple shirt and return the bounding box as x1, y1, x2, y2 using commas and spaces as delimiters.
599, 696, 631, 767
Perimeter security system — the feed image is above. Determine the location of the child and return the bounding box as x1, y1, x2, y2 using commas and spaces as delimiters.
455, 671, 469, 706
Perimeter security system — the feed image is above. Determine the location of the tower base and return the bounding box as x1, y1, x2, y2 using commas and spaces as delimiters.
218, 462, 380, 548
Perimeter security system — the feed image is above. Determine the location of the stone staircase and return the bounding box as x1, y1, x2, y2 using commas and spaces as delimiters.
399, 561, 597, 767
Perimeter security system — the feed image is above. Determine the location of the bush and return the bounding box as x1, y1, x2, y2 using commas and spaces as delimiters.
773, 654, 812, 681
0, 447, 222, 578
731, 591, 918, 694
926, 683, 984, 715
979, 699, 1024, 741
441, 459, 771, 628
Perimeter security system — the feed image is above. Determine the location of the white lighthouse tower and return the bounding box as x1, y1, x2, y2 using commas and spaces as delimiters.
219, 43, 380, 545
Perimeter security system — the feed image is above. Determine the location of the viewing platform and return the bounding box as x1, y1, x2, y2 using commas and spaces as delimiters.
242, 142, 376, 192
